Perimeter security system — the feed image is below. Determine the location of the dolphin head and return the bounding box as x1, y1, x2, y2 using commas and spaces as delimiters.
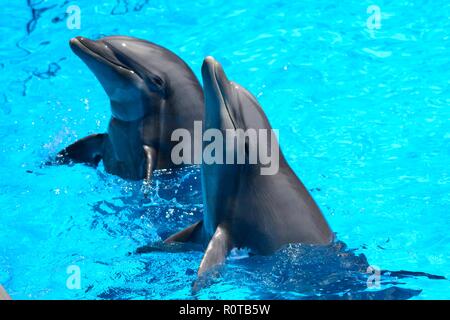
201, 56, 281, 176
70, 36, 170, 122
201, 56, 272, 132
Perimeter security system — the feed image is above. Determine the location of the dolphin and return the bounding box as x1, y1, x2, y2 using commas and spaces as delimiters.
159, 56, 334, 276
53, 36, 204, 184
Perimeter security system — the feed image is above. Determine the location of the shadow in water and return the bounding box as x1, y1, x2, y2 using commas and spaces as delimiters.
220, 241, 445, 300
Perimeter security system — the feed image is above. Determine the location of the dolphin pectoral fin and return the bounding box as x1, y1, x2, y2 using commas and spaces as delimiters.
55, 133, 106, 167
192, 225, 233, 293
197, 224, 232, 277
0, 285, 11, 300
136, 221, 204, 254
164, 221, 204, 244
142, 145, 157, 196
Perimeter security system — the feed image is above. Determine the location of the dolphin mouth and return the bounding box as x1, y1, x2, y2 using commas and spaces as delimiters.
70, 36, 135, 74
202, 56, 237, 130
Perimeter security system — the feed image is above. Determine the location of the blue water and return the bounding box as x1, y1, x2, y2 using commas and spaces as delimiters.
0, 0, 449, 300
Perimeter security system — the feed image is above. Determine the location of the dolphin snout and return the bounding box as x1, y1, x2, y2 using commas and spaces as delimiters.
201, 56, 228, 93
203, 56, 217, 67
69, 36, 131, 73
69, 36, 97, 58
201, 56, 218, 83
69, 36, 102, 55
69, 36, 79, 46
201, 56, 222, 107
69, 36, 94, 50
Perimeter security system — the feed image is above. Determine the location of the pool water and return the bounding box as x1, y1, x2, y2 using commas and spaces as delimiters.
0, 0, 449, 299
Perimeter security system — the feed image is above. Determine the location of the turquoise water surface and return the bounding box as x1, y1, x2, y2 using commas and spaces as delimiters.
0, 0, 449, 299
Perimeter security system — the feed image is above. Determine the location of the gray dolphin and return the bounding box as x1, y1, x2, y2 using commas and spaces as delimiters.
161, 56, 334, 276
54, 36, 204, 183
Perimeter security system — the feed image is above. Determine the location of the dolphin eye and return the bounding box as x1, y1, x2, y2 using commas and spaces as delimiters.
145, 74, 166, 97
152, 75, 164, 87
